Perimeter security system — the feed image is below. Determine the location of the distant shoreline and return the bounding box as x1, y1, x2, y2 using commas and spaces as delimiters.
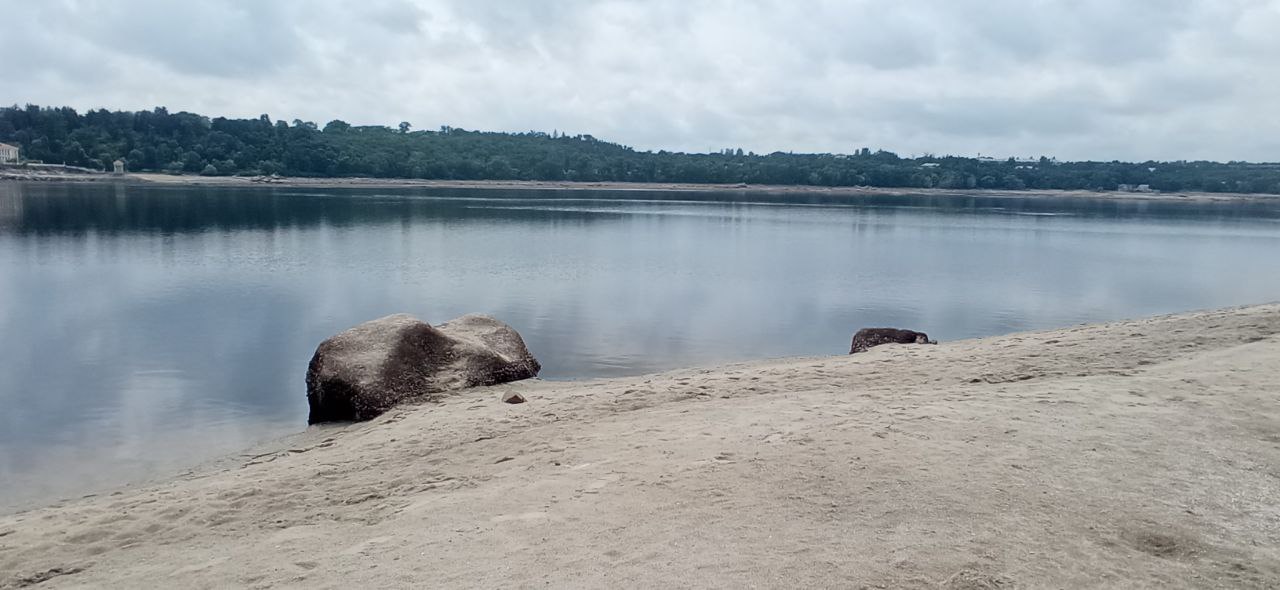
4, 170, 1280, 202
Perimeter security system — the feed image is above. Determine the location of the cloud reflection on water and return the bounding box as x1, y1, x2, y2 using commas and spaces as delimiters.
1, 182, 1279, 511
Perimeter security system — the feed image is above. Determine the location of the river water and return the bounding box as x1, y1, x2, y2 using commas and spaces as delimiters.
2, 181, 1279, 510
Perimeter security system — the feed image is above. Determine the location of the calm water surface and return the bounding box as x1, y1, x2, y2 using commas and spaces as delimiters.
3, 182, 1280, 510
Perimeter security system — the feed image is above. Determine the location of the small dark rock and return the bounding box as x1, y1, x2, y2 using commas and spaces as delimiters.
502, 391, 527, 404
850, 328, 937, 354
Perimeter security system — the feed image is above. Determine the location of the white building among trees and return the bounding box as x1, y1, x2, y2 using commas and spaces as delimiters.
0, 142, 18, 163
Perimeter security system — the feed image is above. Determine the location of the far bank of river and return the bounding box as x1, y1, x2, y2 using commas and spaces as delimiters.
4, 167, 1279, 203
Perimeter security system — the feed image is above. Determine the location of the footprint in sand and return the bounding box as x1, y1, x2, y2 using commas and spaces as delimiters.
172, 556, 231, 576
490, 512, 549, 523
342, 535, 393, 556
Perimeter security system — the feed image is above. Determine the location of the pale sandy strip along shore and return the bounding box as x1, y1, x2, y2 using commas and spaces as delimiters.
0, 171, 1270, 203
2, 304, 1280, 588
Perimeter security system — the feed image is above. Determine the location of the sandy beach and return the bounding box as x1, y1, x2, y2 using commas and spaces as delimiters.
4, 169, 1276, 203
2, 304, 1280, 588
127, 173, 1280, 203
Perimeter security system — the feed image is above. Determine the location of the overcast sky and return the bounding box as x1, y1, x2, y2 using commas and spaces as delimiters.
4, 0, 1279, 161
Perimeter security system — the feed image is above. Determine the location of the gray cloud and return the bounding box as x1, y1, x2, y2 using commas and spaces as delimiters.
2, 0, 1277, 161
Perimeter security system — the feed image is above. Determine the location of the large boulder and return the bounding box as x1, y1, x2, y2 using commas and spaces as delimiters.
849, 328, 937, 354
305, 314, 540, 423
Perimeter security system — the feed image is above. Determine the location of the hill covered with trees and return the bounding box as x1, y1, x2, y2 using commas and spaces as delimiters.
3, 104, 1279, 194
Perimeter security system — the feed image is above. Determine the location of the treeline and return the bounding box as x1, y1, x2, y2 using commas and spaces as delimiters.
3, 104, 1280, 194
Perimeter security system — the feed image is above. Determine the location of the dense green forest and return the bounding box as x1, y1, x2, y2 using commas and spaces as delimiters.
3, 104, 1279, 193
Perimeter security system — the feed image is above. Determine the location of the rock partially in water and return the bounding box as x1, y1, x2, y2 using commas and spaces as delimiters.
849, 328, 937, 354
306, 314, 540, 423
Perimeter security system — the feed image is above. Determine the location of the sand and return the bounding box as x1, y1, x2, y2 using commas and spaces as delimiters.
3, 304, 1280, 588
5, 171, 1279, 202
112, 173, 1280, 203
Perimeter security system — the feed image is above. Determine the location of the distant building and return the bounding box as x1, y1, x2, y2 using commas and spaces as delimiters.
0, 142, 18, 164
921, 162, 941, 168
113, 159, 126, 174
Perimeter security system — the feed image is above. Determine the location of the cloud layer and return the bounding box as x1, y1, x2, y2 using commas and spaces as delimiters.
4, 0, 1279, 161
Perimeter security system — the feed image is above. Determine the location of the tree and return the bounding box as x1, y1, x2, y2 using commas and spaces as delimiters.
323, 120, 351, 133
182, 151, 205, 172
1002, 174, 1026, 190
398, 121, 411, 134
61, 140, 89, 166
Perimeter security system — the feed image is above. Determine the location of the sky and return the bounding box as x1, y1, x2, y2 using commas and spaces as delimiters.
3, 0, 1279, 162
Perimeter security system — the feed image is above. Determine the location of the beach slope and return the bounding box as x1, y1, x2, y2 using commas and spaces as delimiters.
3, 305, 1279, 588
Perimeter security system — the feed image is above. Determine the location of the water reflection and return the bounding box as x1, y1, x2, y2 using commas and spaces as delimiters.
7, 182, 1280, 236
1, 181, 1279, 511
